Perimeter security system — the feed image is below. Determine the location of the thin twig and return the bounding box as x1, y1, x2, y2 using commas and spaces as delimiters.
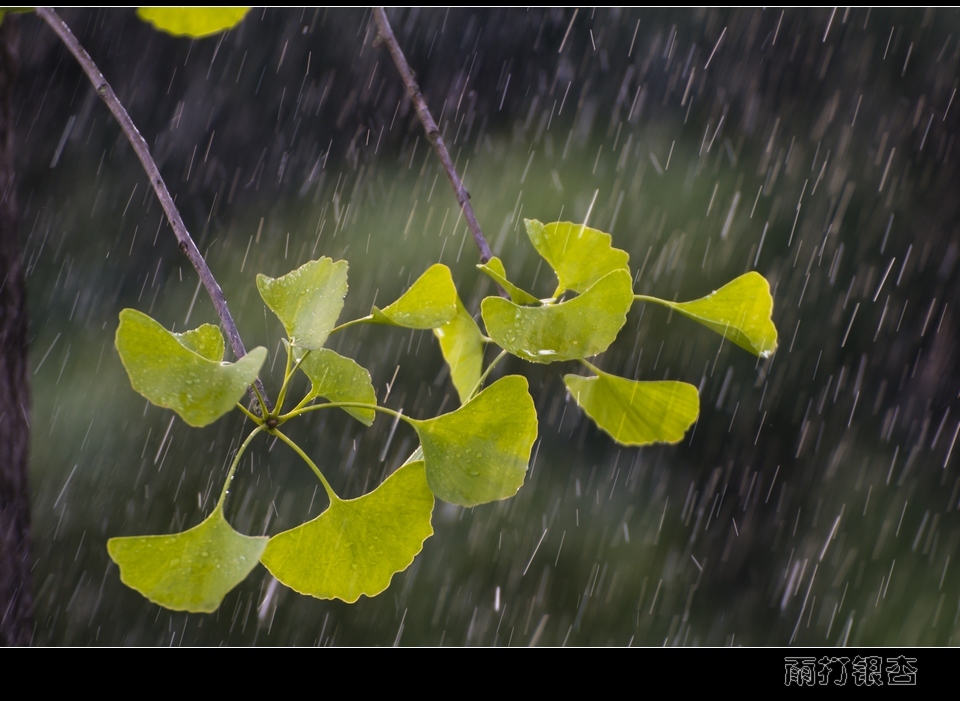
37, 8, 271, 410
373, 7, 494, 265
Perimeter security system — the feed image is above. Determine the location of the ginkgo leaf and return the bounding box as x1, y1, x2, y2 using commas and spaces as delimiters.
137, 8, 250, 38
298, 346, 376, 426
115, 309, 266, 427
637, 272, 778, 357
409, 376, 537, 506
525, 219, 630, 296
107, 506, 267, 613
260, 461, 434, 603
257, 258, 348, 350
564, 368, 699, 446
369, 264, 457, 329
477, 257, 540, 305
433, 296, 485, 404
174, 323, 224, 362
481, 269, 634, 363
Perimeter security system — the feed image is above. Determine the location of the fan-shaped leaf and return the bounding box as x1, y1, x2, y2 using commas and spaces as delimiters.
477, 256, 540, 305
107, 507, 266, 613
433, 296, 485, 404
639, 272, 778, 357
257, 258, 348, 350
174, 323, 224, 362
481, 269, 634, 363
137, 8, 250, 38
370, 264, 457, 329
115, 309, 266, 427
526, 219, 630, 296
564, 368, 699, 446
298, 346, 376, 426
260, 461, 434, 603
409, 376, 537, 506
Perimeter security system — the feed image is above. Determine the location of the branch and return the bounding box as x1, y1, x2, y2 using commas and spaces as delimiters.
37, 8, 271, 411
372, 8, 494, 265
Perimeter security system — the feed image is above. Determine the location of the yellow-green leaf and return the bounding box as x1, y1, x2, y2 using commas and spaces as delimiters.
370, 264, 457, 329
477, 256, 540, 305
115, 309, 266, 427
257, 258, 348, 350
260, 461, 434, 603
481, 269, 634, 364
564, 368, 699, 446
409, 376, 537, 506
638, 272, 778, 357
433, 296, 485, 404
108, 506, 267, 613
525, 219, 630, 296
174, 323, 224, 362
298, 346, 376, 426
137, 8, 250, 38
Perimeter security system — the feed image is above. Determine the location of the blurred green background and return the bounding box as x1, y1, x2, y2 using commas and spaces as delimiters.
16, 8, 960, 644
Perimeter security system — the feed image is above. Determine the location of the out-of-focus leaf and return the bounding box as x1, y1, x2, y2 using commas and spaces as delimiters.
115, 309, 266, 427
260, 461, 434, 603
108, 507, 266, 613
481, 270, 634, 363
525, 219, 630, 296
136, 8, 249, 38
409, 376, 537, 506
257, 258, 348, 350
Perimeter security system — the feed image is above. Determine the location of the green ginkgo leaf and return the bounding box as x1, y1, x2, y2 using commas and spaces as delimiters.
433, 296, 485, 404
481, 269, 634, 364
369, 264, 458, 329
260, 461, 434, 603
409, 376, 537, 506
137, 8, 250, 38
174, 323, 224, 362
115, 309, 266, 427
257, 258, 348, 350
107, 506, 267, 613
298, 346, 376, 426
564, 367, 699, 446
477, 257, 540, 305
526, 219, 630, 296
637, 272, 778, 357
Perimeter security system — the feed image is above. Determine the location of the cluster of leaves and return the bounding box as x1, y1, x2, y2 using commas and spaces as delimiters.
25, 0, 779, 617
109, 218, 776, 612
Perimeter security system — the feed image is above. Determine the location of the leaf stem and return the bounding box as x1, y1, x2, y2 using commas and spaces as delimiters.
235, 402, 262, 424
466, 349, 508, 401
270, 428, 340, 503
274, 342, 301, 416
634, 294, 670, 307
372, 8, 495, 266
217, 424, 267, 509
329, 316, 373, 336
36, 7, 272, 411
282, 401, 409, 424
251, 382, 269, 420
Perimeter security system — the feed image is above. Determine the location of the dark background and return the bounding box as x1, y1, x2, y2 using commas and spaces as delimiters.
15, 8, 960, 645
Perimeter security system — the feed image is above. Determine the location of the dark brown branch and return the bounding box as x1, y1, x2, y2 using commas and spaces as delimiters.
373, 8, 494, 265
36, 8, 271, 410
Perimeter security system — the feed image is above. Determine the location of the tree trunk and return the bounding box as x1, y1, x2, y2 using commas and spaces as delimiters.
0, 14, 32, 647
